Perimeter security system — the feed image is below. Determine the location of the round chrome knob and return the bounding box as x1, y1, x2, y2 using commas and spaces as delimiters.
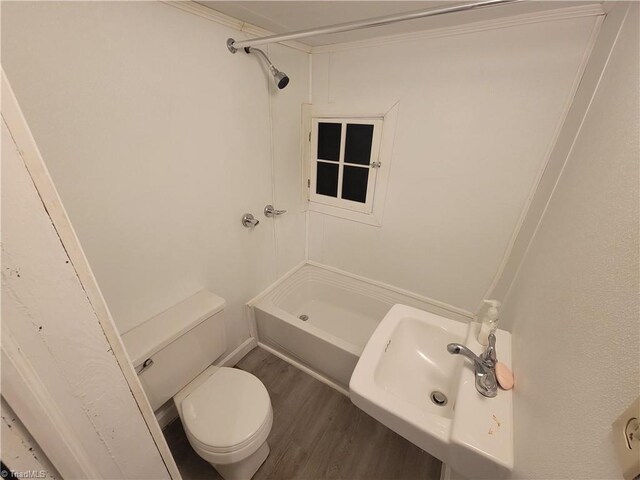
242, 213, 259, 228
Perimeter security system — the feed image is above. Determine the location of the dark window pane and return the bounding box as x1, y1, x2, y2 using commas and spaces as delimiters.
317, 123, 341, 161
344, 124, 374, 165
342, 166, 369, 203
316, 162, 339, 198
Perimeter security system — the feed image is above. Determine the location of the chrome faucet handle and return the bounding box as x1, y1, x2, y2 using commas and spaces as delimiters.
264, 204, 287, 217
447, 341, 498, 398
242, 213, 259, 228
481, 332, 497, 368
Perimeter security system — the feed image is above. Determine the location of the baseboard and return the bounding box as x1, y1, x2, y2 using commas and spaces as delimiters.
155, 401, 179, 430
217, 337, 258, 367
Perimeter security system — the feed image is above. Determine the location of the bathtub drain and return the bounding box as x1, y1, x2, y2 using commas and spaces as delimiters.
298, 314, 309, 321
430, 391, 448, 406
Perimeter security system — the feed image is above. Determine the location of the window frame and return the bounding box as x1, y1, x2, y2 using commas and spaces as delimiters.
302, 101, 399, 227
309, 117, 383, 214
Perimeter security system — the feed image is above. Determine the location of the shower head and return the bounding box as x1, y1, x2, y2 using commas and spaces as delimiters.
273, 70, 290, 90
244, 46, 290, 90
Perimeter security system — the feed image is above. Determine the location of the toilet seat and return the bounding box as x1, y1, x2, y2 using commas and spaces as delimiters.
176, 366, 272, 456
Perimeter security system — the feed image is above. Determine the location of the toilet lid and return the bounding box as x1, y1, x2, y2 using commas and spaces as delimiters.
180, 367, 271, 449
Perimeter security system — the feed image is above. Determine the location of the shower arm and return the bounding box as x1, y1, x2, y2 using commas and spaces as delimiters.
242, 45, 290, 89
226, 0, 521, 52
244, 47, 279, 75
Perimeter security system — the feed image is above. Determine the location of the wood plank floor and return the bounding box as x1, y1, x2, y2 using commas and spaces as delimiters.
164, 348, 442, 480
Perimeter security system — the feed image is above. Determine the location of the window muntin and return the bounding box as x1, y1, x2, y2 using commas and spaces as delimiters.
310, 117, 382, 214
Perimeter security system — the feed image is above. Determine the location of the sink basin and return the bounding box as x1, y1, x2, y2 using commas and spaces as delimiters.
350, 304, 513, 479
373, 314, 466, 420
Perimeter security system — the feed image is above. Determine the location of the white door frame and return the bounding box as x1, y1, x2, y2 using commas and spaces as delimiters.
1, 70, 181, 479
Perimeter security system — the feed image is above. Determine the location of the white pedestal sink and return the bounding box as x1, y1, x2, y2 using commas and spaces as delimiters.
349, 304, 513, 479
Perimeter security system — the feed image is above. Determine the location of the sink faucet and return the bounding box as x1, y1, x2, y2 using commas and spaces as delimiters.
447, 333, 498, 398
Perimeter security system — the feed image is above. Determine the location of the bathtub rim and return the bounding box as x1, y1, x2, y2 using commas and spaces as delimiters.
247, 260, 474, 323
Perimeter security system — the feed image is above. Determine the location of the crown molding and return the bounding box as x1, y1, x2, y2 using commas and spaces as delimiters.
311, 4, 605, 54
311, 5, 605, 54
161, 1, 313, 53
162, 2, 604, 56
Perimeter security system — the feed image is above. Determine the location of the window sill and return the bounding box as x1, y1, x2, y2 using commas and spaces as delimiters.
308, 202, 382, 226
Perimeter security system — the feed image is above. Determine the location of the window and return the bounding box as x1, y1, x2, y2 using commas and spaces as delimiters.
310, 118, 383, 214
303, 102, 398, 226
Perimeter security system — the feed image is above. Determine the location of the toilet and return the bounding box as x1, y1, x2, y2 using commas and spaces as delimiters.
122, 291, 272, 480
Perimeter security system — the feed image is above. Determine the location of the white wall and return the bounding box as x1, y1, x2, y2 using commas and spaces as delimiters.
309, 14, 601, 313
500, 3, 639, 478
1, 2, 308, 356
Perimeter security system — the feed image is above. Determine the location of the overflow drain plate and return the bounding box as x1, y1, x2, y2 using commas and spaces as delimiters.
430, 391, 448, 406
298, 314, 309, 321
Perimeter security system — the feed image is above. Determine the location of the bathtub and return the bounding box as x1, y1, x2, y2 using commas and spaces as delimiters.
249, 263, 472, 393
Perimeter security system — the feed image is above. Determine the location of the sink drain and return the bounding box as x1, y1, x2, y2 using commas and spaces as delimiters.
298, 314, 309, 321
430, 391, 448, 406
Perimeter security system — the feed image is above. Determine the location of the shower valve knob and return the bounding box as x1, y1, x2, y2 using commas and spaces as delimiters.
242, 213, 259, 228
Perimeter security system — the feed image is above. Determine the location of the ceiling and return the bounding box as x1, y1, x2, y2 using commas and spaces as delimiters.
197, 1, 601, 47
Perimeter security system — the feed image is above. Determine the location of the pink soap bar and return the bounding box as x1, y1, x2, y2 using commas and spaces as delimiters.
496, 362, 514, 390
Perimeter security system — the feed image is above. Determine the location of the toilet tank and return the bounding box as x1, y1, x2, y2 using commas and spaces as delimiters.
122, 291, 226, 411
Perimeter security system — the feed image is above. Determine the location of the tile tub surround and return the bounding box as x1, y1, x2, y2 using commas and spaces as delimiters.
164, 347, 441, 480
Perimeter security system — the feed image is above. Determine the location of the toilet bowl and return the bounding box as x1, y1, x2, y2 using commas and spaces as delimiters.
174, 365, 273, 480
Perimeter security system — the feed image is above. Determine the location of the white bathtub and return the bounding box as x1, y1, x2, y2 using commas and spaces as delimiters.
250, 263, 472, 392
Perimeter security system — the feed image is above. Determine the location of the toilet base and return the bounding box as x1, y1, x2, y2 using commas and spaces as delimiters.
211, 441, 270, 480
